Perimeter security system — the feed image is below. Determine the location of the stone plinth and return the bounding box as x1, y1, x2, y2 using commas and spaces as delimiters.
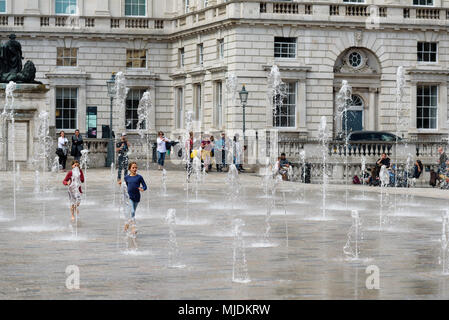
0, 83, 50, 171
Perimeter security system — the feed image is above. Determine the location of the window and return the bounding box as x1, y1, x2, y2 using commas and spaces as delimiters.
417, 42, 437, 62
273, 82, 296, 128
348, 51, 362, 68
178, 48, 185, 67
55, 0, 77, 14
125, 0, 146, 16
413, 0, 433, 5
86, 106, 97, 138
197, 44, 204, 65
176, 87, 184, 129
184, 0, 190, 13
56, 48, 78, 67
417, 85, 438, 129
342, 95, 364, 133
203, 0, 208, 8
214, 81, 223, 128
343, 0, 365, 2
126, 49, 147, 69
217, 39, 224, 60
274, 37, 296, 58
0, 0, 6, 13
56, 88, 78, 130
126, 89, 145, 130
194, 84, 202, 121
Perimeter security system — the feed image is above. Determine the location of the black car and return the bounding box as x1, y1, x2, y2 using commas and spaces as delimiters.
338, 131, 402, 142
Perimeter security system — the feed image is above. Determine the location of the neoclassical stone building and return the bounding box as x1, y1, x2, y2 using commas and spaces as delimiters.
1, 0, 449, 168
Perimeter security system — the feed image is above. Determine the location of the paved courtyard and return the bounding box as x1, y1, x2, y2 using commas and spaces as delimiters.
0, 167, 448, 299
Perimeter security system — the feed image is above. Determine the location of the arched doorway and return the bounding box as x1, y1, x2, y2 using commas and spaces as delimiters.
333, 47, 381, 138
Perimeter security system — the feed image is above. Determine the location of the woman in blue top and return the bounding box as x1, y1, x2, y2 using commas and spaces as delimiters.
120, 161, 147, 233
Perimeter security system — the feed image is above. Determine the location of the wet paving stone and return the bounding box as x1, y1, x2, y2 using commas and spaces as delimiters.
0, 168, 448, 299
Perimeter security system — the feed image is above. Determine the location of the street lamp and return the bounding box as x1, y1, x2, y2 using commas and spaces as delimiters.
106, 72, 116, 167
239, 84, 248, 144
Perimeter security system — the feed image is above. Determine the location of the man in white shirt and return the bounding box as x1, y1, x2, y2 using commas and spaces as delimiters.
157, 131, 170, 170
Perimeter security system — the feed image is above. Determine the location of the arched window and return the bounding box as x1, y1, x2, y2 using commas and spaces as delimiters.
342, 94, 364, 133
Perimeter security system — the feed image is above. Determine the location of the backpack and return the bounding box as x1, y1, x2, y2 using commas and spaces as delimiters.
352, 175, 361, 184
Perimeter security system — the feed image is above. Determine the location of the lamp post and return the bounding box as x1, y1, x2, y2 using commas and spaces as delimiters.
106, 73, 116, 167
239, 84, 248, 144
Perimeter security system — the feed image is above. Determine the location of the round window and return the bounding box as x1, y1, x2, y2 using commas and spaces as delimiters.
348, 52, 362, 68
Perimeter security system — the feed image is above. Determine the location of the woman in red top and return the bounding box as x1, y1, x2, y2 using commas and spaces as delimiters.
63, 160, 85, 221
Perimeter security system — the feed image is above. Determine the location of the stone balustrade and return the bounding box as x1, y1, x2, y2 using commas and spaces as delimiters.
3, 1, 449, 36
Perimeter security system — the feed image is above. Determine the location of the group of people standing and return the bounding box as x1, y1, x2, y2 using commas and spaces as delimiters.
185, 132, 245, 174
56, 129, 84, 171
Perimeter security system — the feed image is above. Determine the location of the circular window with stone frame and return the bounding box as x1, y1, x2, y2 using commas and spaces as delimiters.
347, 51, 363, 69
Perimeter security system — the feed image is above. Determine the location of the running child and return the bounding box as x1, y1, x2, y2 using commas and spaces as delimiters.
63, 160, 85, 221
119, 162, 147, 234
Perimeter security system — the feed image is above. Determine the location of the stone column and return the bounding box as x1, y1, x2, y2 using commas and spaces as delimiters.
409, 82, 417, 131
368, 87, 377, 131
298, 81, 307, 130
78, 84, 87, 134
439, 82, 448, 130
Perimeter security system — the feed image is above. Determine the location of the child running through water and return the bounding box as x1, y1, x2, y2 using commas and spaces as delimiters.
63, 160, 85, 221
119, 162, 147, 234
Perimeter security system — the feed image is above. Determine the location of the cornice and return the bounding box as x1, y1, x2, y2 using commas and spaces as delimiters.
262, 65, 311, 72
406, 68, 449, 76
124, 70, 159, 80
189, 68, 207, 77
45, 69, 90, 79
207, 65, 227, 73
169, 71, 188, 79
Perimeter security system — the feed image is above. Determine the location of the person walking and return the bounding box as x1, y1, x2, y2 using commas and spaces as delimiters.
185, 131, 194, 178
233, 134, 244, 172
116, 133, 130, 182
157, 131, 170, 170
215, 132, 227, 172
70, 129, 84, 161
438, 147, 448, 174
63, 160, 84, 221
119, 162, 147, 234
208, 136, 215, 172
57, 130, 69, 171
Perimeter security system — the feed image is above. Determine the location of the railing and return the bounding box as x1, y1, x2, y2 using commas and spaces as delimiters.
0, 15, 7, 25
125, 18, 149, 29
329, 141, 394, 158
330, 5, 339, 16
14, 16, 24, 26
1, 2, 449, 34
416, 8, 440, 19
345, 5, 369, 17
85, 18, 95, 27
279, 139, 446, 161
273, 2, 299, 14
40, 16, 49, 26
55, 16, 66, 27
83, 139, 108, 153
111, 18, 120, 28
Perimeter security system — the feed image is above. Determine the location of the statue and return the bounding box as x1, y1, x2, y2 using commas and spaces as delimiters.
0, 34, 40, 83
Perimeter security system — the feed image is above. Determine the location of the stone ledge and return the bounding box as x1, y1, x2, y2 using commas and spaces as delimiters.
0, 83, 49, 93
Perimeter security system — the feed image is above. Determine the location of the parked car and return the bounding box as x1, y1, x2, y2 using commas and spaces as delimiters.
337, 131, 402, 142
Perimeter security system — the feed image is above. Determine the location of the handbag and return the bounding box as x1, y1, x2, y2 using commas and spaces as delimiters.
56, 148, 64, 157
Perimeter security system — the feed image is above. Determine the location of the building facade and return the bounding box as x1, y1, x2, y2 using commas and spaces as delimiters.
1, 0, 449, 169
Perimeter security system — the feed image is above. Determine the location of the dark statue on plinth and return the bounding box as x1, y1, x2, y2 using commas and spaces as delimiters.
0, 34, 40, 83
